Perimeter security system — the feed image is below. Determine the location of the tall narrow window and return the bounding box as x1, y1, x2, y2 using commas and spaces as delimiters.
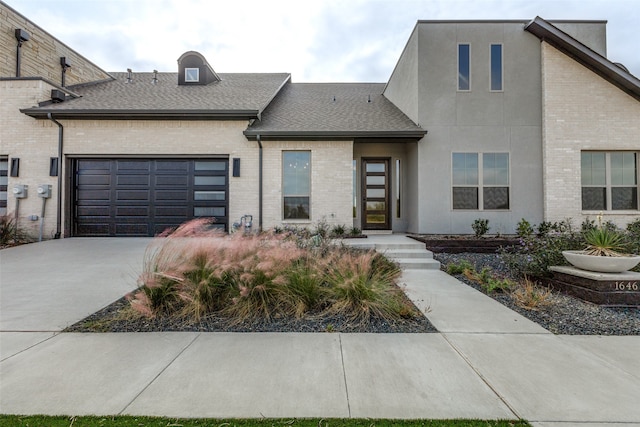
353, 160, 357, 218
458, 44, 470, 91
490, 44, 503, 91
395, 159, 401, 218
0, 158, 7, 215
452, 153, 478, 209
582, 151, 638, 210
283, 151, 311, 219
483, 153, 509, 209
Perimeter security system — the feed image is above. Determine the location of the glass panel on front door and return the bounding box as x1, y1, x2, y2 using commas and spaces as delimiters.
362, 158, 390, 230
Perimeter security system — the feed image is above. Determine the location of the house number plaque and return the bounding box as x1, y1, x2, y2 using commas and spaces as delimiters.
614, 281, 639, 291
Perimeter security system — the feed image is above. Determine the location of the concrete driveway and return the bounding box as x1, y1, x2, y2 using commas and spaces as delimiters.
0, 238, 151, 332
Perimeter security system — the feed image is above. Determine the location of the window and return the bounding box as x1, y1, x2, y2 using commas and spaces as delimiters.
395, 159, 401, 218
283, 151, 310, 219
0, 158, 7, 215
490, 44, 503, 91
353, 160, 357, 218
185, 68, 199, 82
458, 44, 470, 91
452, 152, 509, 210
581, 152, 638, 210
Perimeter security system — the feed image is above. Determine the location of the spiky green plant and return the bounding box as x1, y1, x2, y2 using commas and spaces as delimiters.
583, 227, 628, 257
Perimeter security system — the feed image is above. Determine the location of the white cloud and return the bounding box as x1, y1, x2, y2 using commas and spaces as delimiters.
5, 0, 640, 80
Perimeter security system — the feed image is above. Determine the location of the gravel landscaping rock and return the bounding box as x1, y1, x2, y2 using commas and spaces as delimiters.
64, 295, 437, 334
435, 252, 640, 335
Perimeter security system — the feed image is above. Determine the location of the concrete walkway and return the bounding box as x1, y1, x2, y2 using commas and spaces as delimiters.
1, 236, 639, 425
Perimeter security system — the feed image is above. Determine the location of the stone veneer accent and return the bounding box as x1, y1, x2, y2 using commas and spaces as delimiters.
1, 2, 111, 86
541, 43, 640, 227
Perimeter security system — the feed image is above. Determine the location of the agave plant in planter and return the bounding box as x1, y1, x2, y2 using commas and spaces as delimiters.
562, 223, 640, 273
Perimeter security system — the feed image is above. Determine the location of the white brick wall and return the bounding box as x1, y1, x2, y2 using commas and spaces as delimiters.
262, 140, 354, 230
541, 43, 640, 228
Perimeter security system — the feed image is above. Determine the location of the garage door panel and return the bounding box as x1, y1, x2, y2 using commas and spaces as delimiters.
76, 223, 110, 236
156, 160, 189, 171
117, 160, 150, 172
74, 158, 228, 237
115, 223, 149, 236
154, 190, 188, 201
156, 206, 189, 217
116, 206, 149, 216
77, 189, 111, 201
78, 175, 111, 185
156, 175, 188, 186
77, 206, 110, 216
117, 175, 150, 186
117, 190, 150, 201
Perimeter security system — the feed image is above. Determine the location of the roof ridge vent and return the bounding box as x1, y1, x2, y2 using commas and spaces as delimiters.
126, 68, 133, 83
151, 69, 158, 85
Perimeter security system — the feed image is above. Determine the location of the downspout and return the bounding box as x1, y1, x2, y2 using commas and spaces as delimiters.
47, 113, 63, 239
257, 134, 263, 232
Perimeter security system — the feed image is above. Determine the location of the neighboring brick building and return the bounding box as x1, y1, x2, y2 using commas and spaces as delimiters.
1, 1, 638, 238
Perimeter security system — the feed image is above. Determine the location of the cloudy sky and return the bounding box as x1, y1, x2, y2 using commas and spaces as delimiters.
6, 0, 640, 82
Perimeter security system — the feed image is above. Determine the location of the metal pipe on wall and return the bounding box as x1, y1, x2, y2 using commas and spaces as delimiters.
47, 113, 63, 239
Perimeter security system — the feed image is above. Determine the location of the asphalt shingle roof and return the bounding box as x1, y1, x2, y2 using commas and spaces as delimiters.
244, 82, 425, 138
21, 72, 291, 118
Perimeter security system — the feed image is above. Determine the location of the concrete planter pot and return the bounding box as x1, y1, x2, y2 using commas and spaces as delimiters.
562, 250, 640, 273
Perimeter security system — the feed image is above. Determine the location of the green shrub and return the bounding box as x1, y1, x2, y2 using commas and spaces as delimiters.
445, 259, 473, 275
501, 229, 583, 278
472, 218, 490, 238
349, 226, 362, 236
330, 224, 346, 238
0, 214, 32, 246
516, 218, 534, 238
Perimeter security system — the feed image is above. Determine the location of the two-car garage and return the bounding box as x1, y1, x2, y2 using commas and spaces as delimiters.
73, 158, 228, 236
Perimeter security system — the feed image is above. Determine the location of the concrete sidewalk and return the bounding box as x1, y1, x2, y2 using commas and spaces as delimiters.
1, 237, 639, 425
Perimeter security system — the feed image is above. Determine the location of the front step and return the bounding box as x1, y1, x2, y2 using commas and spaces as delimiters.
391, 258, 441, 270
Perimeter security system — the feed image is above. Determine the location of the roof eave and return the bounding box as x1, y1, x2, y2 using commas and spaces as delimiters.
525, 16, 640, 101
20, 109, 260, 120
244, 130, 426, 140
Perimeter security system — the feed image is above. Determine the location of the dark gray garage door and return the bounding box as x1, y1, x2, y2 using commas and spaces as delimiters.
73, 159, 228, 236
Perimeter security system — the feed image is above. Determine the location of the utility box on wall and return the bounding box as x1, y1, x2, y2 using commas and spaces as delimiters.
13, 184, 28, 198
37, 184, 52, 198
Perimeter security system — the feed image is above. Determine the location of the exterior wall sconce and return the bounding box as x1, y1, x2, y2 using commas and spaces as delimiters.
10, 158, 20, 177
233, 158, 241, 177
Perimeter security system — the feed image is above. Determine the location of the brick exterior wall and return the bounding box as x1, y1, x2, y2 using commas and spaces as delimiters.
1, 2, 111, 85
1, 79, 61, 238
541, 43, 640, 228
262, 140, 353, 230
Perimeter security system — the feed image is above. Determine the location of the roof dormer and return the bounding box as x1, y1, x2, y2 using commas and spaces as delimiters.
177, 51, 220, 85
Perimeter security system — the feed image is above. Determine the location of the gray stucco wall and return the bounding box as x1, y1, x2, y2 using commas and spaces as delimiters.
383, 27, 420, 125
388, 21, 552, 234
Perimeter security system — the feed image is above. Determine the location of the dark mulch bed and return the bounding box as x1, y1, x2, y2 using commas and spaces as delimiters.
64, 295, 437, 334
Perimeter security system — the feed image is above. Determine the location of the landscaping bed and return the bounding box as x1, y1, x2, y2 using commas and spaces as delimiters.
410, 235, 518, 253
435, 252, 640, 335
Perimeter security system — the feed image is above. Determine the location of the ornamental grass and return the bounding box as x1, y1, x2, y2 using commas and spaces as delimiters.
129, 219, 412, 325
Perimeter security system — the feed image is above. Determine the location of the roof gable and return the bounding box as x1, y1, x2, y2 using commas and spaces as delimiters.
525, 16, 640, 101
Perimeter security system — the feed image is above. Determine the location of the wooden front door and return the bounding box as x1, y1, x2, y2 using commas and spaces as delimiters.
362, 158, 391, 230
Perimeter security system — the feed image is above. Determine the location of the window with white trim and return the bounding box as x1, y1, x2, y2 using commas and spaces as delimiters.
185, 68, 199, 82
581, 151, 638, 210
452, 152, 509, 210
283, 151, 311, 219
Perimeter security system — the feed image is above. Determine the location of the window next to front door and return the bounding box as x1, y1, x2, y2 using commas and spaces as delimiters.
581, 151, 638, 211
283, 151, 311, 220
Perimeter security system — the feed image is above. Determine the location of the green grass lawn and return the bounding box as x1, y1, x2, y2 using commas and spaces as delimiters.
0, 416, 530, 427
